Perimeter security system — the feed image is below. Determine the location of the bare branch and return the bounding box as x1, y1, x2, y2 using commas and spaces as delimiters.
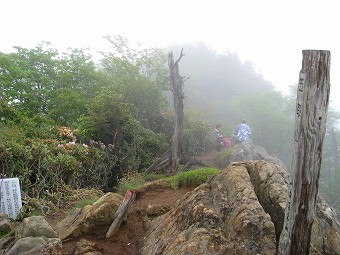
174, 48, 184, 65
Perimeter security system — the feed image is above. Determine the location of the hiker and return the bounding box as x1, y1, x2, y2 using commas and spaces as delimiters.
214, 124, 232, 150
233, 119, 251, 143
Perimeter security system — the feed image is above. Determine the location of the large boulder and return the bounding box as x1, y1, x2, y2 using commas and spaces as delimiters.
1, 216, 61, 255
15, 216, 58, 239
56, 192, 123, 240
4, 236, 61, 255
220, 139, 287, 170
142, 161, 277, 255
142, 160, 340, 255
312, 197, 340, 254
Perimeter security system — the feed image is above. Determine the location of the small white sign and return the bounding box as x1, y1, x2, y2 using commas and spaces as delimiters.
0, 178, 22, 219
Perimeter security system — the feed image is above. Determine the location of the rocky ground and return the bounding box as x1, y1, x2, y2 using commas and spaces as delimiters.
45, 151, 219, 255
47, 185, 194, 255
5, 144, 340, 254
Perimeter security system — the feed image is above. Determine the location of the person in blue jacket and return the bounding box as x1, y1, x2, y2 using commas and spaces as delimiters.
233, 119, 251, 143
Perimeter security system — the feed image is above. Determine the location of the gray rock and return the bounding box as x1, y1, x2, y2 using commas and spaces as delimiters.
4, 236, 61, 255
15, 216, 58, 239
56, 192, 123, 240
146, 203, 170, 217
142, 162, 277, 255
220, 139, 287, 170
73, 238, 103, 255
1, 216, 60, 254
141, 161, 340, 255
0, 236, 15, 252
0, 218, 11, 234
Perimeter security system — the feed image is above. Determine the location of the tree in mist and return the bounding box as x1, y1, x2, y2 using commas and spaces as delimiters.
0, 44, 99, 127
228, 91, 294, 166
168, 50, 187, 173
48, 48, 99, 127
145, 50, 188, 174
319, 110, 340, 212
99, 35, 169, 130
163, 42, 273, 120
0, 44, 58, 116
78, 88, 167, 172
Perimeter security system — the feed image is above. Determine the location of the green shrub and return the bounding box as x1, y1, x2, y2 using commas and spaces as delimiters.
78, 90, 168, 173
115, 171, 146, 196
143, 173, 166, 182
168, 167, 220, 189
183, 118, 211, 156
115, 168, 219, 195
0, 121, 114, 209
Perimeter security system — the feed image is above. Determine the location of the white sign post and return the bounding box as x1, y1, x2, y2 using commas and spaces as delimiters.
0, 178, 22, 219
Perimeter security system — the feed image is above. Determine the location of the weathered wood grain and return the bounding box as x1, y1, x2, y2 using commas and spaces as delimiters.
278, 50, 331, 255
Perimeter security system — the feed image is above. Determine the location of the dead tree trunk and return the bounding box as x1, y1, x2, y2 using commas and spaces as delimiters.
145, 49, 206, 174
144, 50, 187, 174
278, 50, 331, 255
144, 49, 207, 174
168, 49, 187, 174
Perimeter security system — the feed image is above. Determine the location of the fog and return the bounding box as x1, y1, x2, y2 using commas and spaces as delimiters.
1, 0, 339, 110
0, 0, 339, 217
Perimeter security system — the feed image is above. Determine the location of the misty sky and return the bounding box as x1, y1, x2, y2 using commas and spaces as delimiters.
1, 0, 339, 110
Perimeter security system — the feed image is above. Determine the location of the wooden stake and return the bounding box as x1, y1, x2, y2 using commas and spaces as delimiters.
106, 190, 136, 238
278, 50, 331, 254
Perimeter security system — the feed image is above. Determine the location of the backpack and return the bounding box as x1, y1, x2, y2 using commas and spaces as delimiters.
224, 137, 232, 148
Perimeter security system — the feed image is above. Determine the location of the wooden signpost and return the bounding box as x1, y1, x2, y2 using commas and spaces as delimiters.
106, 189, 136, 238
278, 50, 331, 254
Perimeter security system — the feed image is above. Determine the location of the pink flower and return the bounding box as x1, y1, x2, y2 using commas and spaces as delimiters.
90, 140, 97, 145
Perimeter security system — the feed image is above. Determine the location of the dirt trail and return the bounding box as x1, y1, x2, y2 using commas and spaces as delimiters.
194, 149, 220, 169
47, 150, 220, 254
47, 187, 193, 255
